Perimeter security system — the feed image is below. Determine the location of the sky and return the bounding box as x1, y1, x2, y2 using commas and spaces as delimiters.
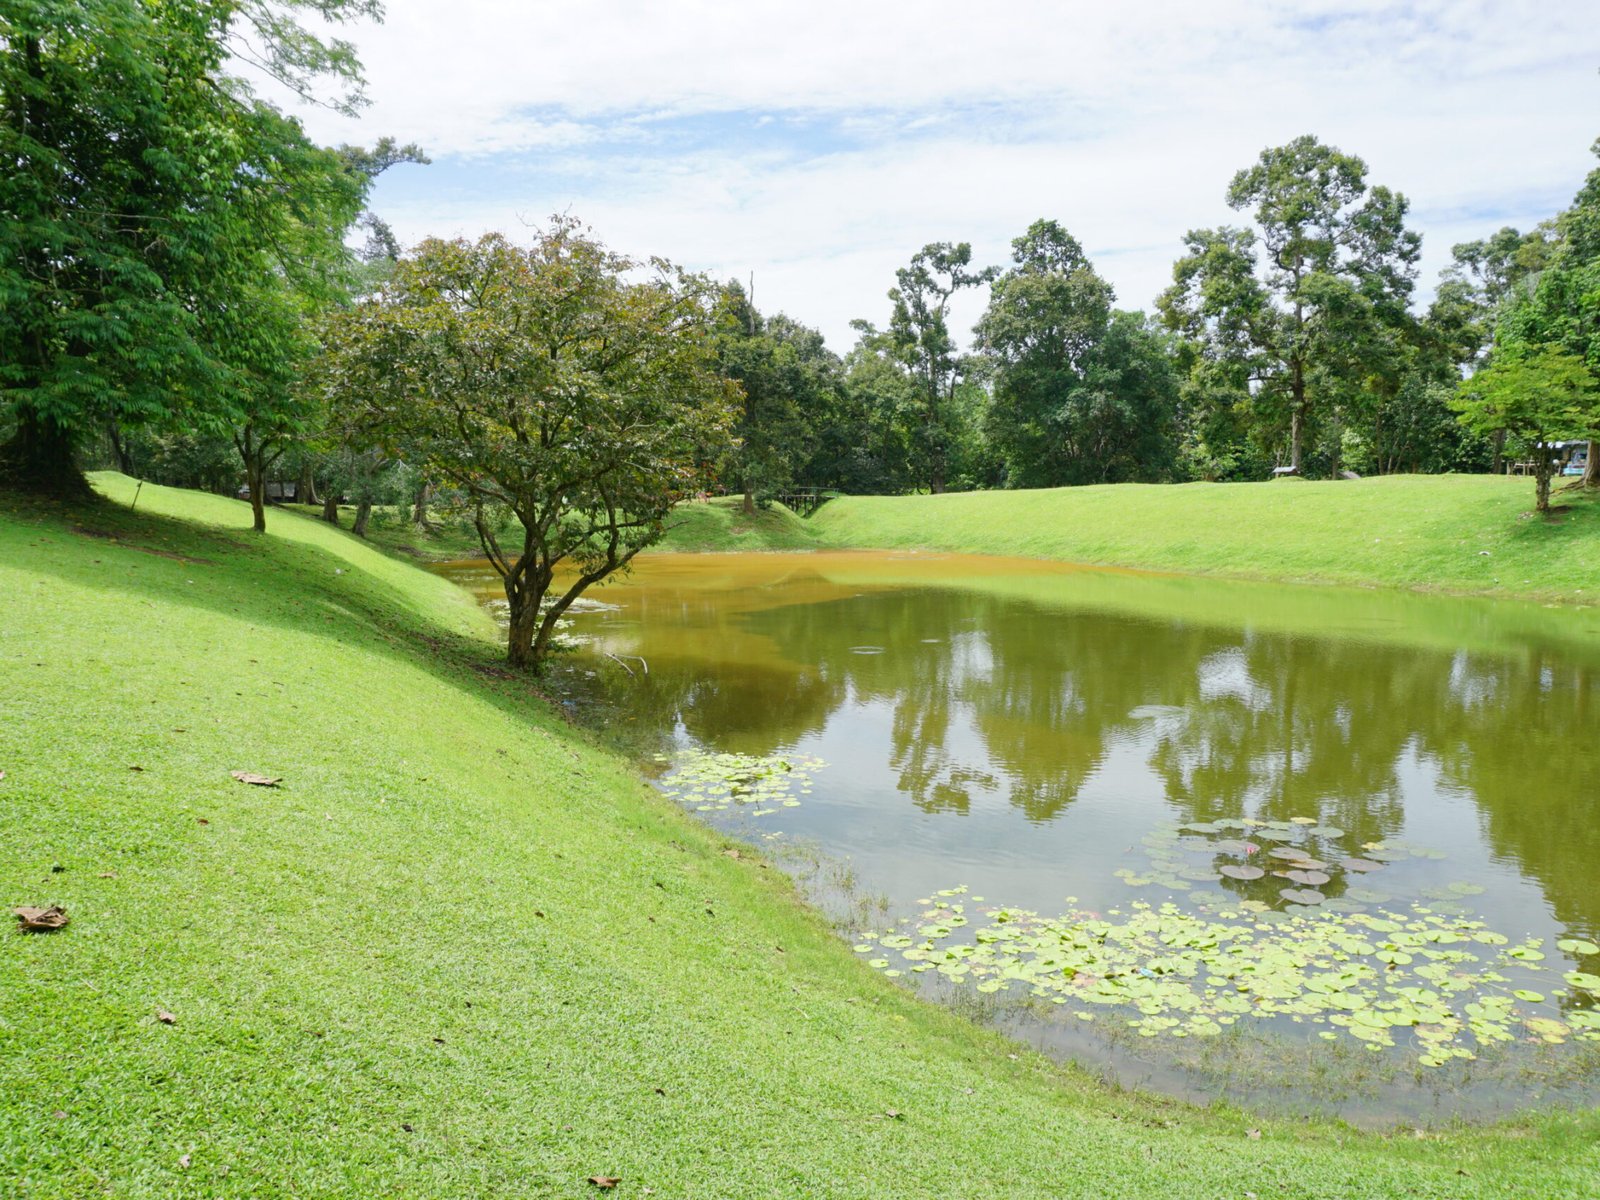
273, 0, 1600, 352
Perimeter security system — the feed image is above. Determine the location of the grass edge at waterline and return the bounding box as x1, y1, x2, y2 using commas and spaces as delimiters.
807, 474, 1600, 605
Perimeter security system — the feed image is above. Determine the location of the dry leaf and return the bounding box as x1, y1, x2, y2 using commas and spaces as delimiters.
157, 1010, 177, 1025
178, 1154, 191, 1169
1247, 1128, 1262, 1140
588, 1176, 621, 1190
885, 1109, 903, 1120
230, 771, 281, 787
14, 905, 69, 932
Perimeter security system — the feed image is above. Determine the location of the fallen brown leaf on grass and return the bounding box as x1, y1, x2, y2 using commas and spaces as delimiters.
178, 1154, 191, 1169
157, 1010, 177, 1025
230, 771, 281, 787
588, 1176, 621, 1190
13, 905, 69, 932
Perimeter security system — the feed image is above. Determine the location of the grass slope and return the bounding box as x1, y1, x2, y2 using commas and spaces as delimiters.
810, 475, 1600, 603
287, 495, 819, 563
2, 475, 1595, 1198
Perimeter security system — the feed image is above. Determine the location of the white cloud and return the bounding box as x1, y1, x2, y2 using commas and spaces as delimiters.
262, 0, 1600, 349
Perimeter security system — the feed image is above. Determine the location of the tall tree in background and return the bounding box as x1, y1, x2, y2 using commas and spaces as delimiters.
977, 220, 1180, 487
1160, 135, 1421, 477
0, 0, 385, 497
317, 223, 738, 671
712, 282, 824, 514
884, 243, 997, 493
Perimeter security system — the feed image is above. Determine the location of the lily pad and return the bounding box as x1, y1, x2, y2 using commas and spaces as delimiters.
1285, 870, 1331, 886
1219, 865, 1264, 881
1556, 938, 1599, 956
1279, 888, 1325, 905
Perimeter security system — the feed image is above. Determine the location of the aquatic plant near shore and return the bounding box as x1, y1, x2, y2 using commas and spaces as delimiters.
656, 749, 825, 816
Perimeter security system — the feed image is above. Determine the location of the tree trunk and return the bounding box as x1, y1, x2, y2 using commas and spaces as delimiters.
246, 457, 266, 533
1289, 367, 1307, 475
321, 490, 339, 524
352, 500, 372, 538
107, 422, 129, 474
1492, 428, 1506, 475
506, 583, 538, 670
1535, 468, 1552, 514
1583, 440, 1598, 488
297, 461, 318, 507
742, 482, 755, 516
411, 479, 432, 527
0, 406, 90, 497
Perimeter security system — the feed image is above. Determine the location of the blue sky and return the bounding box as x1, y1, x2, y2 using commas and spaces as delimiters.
280, 0, 1600, 351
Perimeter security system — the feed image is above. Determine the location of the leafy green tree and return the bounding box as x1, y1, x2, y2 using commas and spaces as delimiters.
835, 321, 924, 494
1453, 347, 1599, 512
1159, 135, 1421, 476
883, 243, 998, 493
0, 0, 383, 497
317, 222, 738, 671
712, 282, 822, 514
978, 220, 1180, 486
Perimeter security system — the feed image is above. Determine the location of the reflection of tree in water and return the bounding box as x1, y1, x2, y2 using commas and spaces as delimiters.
558, 568, 1600, 939
1433, 652, 1600, 939
965, 608, 1188, 821
1145, 633, 1449, 847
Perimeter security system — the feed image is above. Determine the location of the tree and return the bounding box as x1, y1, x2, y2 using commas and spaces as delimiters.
318, 222, 738, 671
1159, 135, 1421, 476
0, 0, 385, 496
1453, 348, 1599, 513
884, 243, 997, 493
712, 282, 816, 514
977, 220, 1180, 486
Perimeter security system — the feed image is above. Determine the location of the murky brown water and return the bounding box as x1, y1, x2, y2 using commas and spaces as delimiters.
437, 550, 1600, 1123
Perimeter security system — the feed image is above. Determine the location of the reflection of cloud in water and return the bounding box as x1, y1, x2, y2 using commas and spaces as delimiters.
1195, 646, 1271, 711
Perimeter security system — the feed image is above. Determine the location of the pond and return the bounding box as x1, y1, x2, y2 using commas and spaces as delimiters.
435, 550, 1600, 1124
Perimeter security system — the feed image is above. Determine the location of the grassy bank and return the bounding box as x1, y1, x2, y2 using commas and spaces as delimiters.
4, 474, 1596, 1198
808, 475, 1600, 603
287, 496, 819, 564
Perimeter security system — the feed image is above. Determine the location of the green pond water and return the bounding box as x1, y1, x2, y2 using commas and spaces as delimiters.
435, 550, 1600, 1124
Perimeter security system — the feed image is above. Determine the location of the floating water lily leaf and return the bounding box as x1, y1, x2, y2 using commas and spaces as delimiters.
1564, 972, 1600, 991
1339, 860, 1381, 875
658, 750, 825, 817
1557, 938, 1599, 956
1285, 870, 1331, 886
1279, 888, 1325, 905
1513, 989, 1545, 1003
1219, 865, 1264, 881
1269, 847, 1308, 861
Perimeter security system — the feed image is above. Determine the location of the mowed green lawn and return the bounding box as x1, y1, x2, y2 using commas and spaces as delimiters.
811, 475, 1600, 603
2, 474, 1596, 1198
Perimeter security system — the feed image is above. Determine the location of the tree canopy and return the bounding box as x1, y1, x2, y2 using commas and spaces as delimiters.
1159, 135, 1421, 477
316, 222, 739, 669
0, 0, 385, 495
